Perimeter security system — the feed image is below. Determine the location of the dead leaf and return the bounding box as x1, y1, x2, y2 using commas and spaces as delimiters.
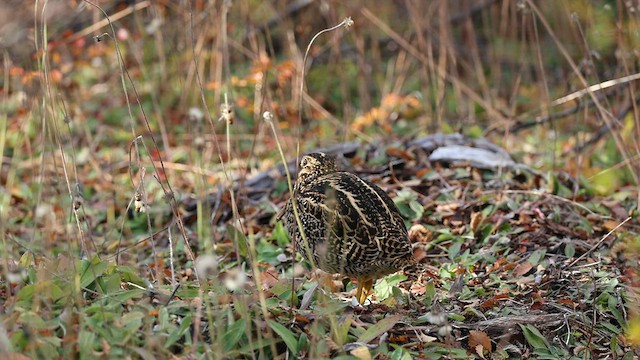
491, 258, 507, 271
480, 293, 509, 311
419, 333, 437, 343
416, 168, 430, 178
480, 297, 499, 311
469, 330, 491, 354
349, 345, 371, 360
259, 266, 280, 291
557, 298, 578, 309
513, 262, 533, 277
386, 147, 415, 161
603, 219, 624, 232
412, 247, 428, 262
408, 224, 432, 243
410, 280, 426, 296
470, 211, 484, 232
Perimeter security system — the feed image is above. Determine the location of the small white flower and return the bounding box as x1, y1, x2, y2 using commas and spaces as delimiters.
195, 254, 218, 279
189, 107, 204, 122
262, 111, 274, 122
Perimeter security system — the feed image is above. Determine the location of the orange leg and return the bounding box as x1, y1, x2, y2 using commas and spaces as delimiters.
355, 278, 375, 304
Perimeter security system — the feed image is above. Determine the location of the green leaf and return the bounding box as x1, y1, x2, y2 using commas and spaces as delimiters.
80, 256, 109, 288
227, 225, 248, 257
374, 274, 407, 301
272, 221, 291, 247
223, 319, 247, 352
389, 346, 413, 360
16, 284, 35, 303
100, 272, 122, 294
528, 249, 546, 266
121, 311, 145, 333
118, 265, 145, 286
448, 241, 462, 260
564, 243, 575, 258
110, 288, 145, 302
79, 330, 96, 356
165, 315, 192, 348
357, 314, 402, 344
18, 311, 47, 329
423, 281, 436, 307
600, 322, 622, 335
19, 251, 35, 268
409, 200, 424, 219
17, 281, 64, 304
267, 320, 298, 354
333, 313, 352, 346
520, 324, 550, 350
297, 333, 309, 353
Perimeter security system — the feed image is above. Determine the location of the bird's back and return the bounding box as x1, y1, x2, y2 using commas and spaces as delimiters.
288, 170, 413, 278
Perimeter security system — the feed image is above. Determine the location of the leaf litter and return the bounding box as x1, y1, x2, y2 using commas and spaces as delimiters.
4, 135, 638, 358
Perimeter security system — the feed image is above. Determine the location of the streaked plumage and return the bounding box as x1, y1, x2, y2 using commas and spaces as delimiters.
280, 153, 413, 303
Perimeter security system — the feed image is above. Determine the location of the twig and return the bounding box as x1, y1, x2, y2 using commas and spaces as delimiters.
66, 1, 150, 43
551, 72, 640, 107
566, 216, 632, 268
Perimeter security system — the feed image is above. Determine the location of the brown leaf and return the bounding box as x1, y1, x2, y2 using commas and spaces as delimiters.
480, 297, 499, 311
469, 330, 492, 353
416, 168, 430, 178
259, 267, 280, 290
557, 298, 578, 309
470, 211, 484, 233
513, 262, 533, 277
491, 258, 507, 271
480, 293, 509, 311
294, 314, 312, 324
412, 247, 427, 262
410, 280, 426, 296
408, 224, 432, 244
603, 219, 624, 232
386, 147, 415, 161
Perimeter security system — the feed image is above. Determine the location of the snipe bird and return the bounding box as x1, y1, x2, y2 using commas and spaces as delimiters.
280, 153, 413, 304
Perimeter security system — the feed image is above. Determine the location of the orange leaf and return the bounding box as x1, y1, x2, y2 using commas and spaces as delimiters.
603, 219, 623, 231
492, 258, 506, 271
557, 298, 577, 309
480, 298, 499, 311
469, 330, 491, 353
386, 147, 415, 161
294, 314, 312, 325
416, 168, 430, 178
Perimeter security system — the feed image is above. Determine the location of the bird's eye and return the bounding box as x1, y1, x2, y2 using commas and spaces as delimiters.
300, 157, 309, 168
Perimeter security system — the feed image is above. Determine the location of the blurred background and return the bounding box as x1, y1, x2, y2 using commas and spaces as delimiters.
4, 0, 639, 193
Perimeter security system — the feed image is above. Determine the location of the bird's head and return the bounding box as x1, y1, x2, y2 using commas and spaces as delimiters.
296, 152, 337, 185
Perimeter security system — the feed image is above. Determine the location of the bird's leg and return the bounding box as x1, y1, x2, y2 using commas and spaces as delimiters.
356, 278, 374, 304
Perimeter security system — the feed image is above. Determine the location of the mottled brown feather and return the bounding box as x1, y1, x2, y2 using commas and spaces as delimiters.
281, 153, 413, 299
